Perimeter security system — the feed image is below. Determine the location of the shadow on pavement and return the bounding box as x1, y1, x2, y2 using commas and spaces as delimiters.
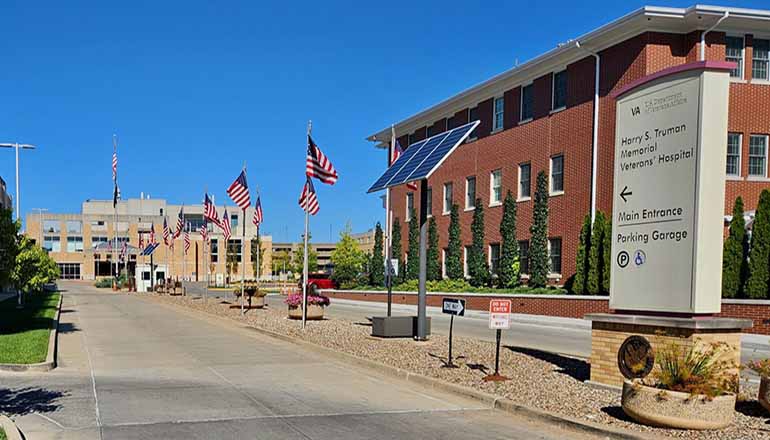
57, 322, 81, 334
601, 405, 632, 422
0, 387, 66, 416
506, 346, 590, 382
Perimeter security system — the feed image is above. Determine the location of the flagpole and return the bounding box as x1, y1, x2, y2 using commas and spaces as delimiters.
183, 222, 187, 284
241, 165, 246, 316
255, 187, 261, 289
166, 217, 170, 290
112, 135, 119, 290
302, 120, 312, 329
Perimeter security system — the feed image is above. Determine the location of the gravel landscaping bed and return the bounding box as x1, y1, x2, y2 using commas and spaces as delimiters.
148, 294, 770, 439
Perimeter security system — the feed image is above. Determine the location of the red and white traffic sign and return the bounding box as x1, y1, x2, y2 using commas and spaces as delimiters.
488, 299, 511, 330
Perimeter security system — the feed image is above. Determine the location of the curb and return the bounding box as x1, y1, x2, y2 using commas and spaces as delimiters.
0, 415, 23, 440
147, 296, 653, 440
0, 294, 62, 373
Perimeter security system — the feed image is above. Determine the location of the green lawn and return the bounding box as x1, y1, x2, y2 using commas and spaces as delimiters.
0, 291, 60, 364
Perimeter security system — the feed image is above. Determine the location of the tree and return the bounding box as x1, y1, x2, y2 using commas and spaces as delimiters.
427, 217, 441, 281
573, 215, 592, 295
272, 250, 291, 276
498, 191, 520, 288
587, 212, 607, 295
0, 208, 20, 290
331, 223, 366, 288
602, 218, 612, 295
746, 190, 770, 299
12, 236, 59, 294
250, 235, 265, 280
291, 240, 318, 276
446, 204, 463, 279
391, 217, 403, 283
529, 171, 549, 287
225, 240, 240, 282
722, 197, 749, 298
406, 208, 420, 280
370, 222, 385, 286
468, 199, 490, 287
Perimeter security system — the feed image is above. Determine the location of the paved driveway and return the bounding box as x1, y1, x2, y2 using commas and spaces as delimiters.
0, 281, 598, 439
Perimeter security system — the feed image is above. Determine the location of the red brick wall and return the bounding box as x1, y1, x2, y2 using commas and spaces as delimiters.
388, 30, 770, 283
325, 291, 770, 335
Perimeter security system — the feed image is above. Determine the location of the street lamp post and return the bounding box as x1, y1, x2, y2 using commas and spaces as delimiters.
0, 142, 37, 223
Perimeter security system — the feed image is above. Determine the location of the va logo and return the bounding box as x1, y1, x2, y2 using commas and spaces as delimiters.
631, 106, 640, 116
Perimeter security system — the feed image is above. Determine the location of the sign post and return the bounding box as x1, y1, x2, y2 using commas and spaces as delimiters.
441, 298, 465, 368
484, 299, 511, 381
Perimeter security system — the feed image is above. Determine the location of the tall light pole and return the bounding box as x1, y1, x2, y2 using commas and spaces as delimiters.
31, 208, 48, 245
0, 143, 37, 223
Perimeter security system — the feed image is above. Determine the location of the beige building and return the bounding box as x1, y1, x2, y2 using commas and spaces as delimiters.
0, 176, 11, 211
26, 196, 272, 282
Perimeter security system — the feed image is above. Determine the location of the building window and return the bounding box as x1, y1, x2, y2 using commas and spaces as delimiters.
463, 246, 471, 278
490, 169, 502, 205
227, 239, 242, 262
550, 155, 564, 194
727, 133, 742, 176
406, 192, 414, 221
465, 177, 476, 210
749, 135, 768, 177
43, 220, 60, 233
91, 236, 108, 248
753, 38, 770, 81
66, 221, 82, 234
552, 70, 567, 110
493, 97, 504, 131
725, 36, 744, 78
443, 182, 453, 214
519, 240, 529, 275
67, 236, 84, 253
441, 248, 448, 279
467, 107, 479, 141
426, 187, 432, 217
230, 213, 238, 228
183, 214, 206, 232
520, 84, 534, 121
518, 163, 531, 199
548, 238, 562, 274
489, 243, 501, 275
57, 263, 81, 280
43, 236, 61, 252
211, 239, 219, 263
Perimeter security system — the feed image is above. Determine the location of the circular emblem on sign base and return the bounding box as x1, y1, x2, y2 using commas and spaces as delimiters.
617, 335, 654, 380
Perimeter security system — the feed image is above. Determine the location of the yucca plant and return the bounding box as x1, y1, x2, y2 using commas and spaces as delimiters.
645, 340, 738, 398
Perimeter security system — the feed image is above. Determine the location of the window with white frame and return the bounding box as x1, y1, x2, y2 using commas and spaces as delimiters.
518, 163, 531, 199
66, 220, 82, 234
463, 246, 471, 278
725, 36, 744, 78
749, 135, 768, 177
227, 239, 242, 262
43, 236, 60, 252
67, 236, 84, 252
91, 236, 108, 248
406, 192, 414, 221
490, 169, 502, 205
493, 97, 504, 131
550, 155, 564, 194
753, 38, 769, 81
426, 187, 432, 217
43, 220, 60, 233
442, 248, 448, 278
443, 182, 453, 214
548, 238, 562, 274
552, 70, 567, 110
727, 133, 742, 176
465, 177, 476, 209
489, 243, 501, 275
211, 239, 219, 263
520, 84, 534, 121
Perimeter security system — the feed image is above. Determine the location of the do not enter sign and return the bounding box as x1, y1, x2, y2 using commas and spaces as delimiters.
489, 299, 511, 330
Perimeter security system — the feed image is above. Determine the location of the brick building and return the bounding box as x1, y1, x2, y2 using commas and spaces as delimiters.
367, 5, 770, 285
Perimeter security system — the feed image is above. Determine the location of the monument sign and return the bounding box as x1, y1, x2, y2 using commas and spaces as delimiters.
609, 62, 732, 314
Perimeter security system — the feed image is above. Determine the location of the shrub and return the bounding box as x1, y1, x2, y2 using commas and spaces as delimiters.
468, 199, 490, 287
722, 197, 748, 298
370, 222, 385, 287
498, 191, 520, 288
427, 217, 441, 281
745, 358, 770, 378
406, 208, 419, 280
529, 171, 549, 287
392, 217, 403, 284
644, 340, 738, 398
746, 190, 770, 299
587, 212, 607, 295
446, 204, 463, 280
330, 223, 366, 287
572, 215, 591, 295
95, 278, 113, 288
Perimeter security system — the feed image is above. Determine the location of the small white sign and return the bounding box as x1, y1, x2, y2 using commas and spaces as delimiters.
385, 258, 399, 277
489, 299, 511, 330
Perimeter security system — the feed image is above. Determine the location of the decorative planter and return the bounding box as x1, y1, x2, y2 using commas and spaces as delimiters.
759, 376, 770, 413
288, 304, 325, 320
250, 295, 265, 309
621, 380, 736, 430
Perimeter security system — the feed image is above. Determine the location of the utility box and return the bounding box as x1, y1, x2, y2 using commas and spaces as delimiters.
371, 316, 431, 338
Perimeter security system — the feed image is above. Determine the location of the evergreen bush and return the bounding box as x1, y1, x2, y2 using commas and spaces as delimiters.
498, 191, 520, 288
587, 212, 606, 295
392, 217, 403, 284
370, 222, 385, 286
427, 217, 441, 281
468, 199, 490, 287
446, 204, 463, 279
406, 208, 419, 280
573, 215, 591, 295
746, 190, 770, 299
529, 171, 549, 287
722, 197, 748, 298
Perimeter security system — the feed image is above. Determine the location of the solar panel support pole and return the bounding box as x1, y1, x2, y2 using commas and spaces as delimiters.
417, 178, 429, 341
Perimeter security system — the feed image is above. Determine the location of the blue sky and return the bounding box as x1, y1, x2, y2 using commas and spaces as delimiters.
1, 1, 765, 242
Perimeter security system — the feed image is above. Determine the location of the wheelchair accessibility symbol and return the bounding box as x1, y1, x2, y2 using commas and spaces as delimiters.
634, 250, 646, 267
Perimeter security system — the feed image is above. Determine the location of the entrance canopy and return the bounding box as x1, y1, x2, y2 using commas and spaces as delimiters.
368, 121, 479, 193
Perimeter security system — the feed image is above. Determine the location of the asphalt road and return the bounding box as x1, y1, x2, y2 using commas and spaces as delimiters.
0, 281, 600, 440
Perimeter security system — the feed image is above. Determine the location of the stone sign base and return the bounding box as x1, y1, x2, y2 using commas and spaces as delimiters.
584, 313, 751, 388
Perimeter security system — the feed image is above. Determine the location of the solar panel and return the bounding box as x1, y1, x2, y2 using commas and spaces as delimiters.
368, 120, 479, 193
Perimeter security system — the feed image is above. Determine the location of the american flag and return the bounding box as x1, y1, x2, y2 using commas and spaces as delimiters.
162, 217, 171, 246
138, 234, 144, 250
184, 227, 191, 255
227, 170, 251, 210
112, 135, 118, 182
298, 177, 319, 215
306, 136, 338, 185
222, 208, 232, 241
174, 206, 184, 239
200, 223, 208, 242
203, 193, 220, 226
150, 224, 156, 245
120, 240, 127, 259
252, 196, 263, 227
